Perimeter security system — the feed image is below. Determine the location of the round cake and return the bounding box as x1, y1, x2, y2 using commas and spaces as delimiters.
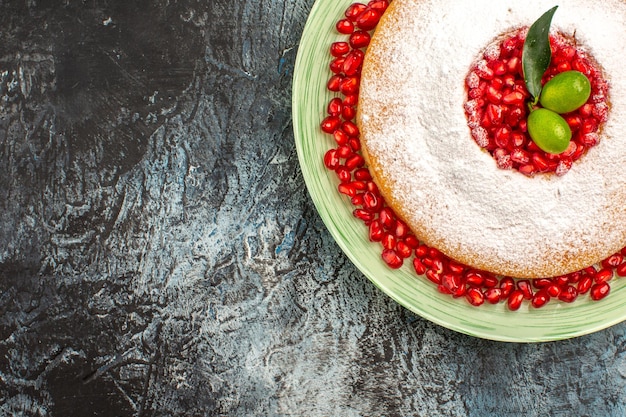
357, 0, 626, 278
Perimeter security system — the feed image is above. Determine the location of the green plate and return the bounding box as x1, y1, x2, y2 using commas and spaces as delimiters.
292, 0, 626, 342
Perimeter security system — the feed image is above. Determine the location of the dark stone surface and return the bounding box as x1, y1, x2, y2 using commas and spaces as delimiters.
1, 0, 626, 416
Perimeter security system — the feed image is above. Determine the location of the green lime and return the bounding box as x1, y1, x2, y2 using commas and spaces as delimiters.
539, 70, 591, 114
527, 108, 572, 154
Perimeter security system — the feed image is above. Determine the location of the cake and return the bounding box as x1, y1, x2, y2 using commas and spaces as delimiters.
356, 0, 626, 278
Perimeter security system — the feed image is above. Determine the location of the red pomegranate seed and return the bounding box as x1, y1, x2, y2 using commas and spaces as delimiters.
368, 0, 389, 12
343, 49, 364, 76
602, 253, 624, 269
329, 57, 345, 74
362, 191, 381, 211
577, 275, 593, 294
396, 241, 412, 259
368, 220, 384, 242
394, 219, 408, 239
327, 97, 343, 116
353, 208, 375, 222
483, 275, 499, 288
351, 194, 363, 206
339, 76, 359, 95
595, 268, 614, 283
532, 278, 552, 289
327, 74, 343, 91
336, 19, 355, 34
499, 277, 515, 298
349, 31, 371, 48
341, 121, 359, 138
345, 3, 367, 20
333, 129, 349, 146
546, 284, 561, 298
466, 288, 485, 306
508, 290, 524, 311
464, 271, 484, 287
342, 105, 356, 120
425, 269, 442, 285
517, 280, 533, 299
345, 153, 365, 170
485, 288, 502, 304
558, 285, 578, 303
616, 263, 626, 277
382, 232, 396, 251
323, 149, 340, 170
413, 258, 427, 275
355, 9, 381, 31
337, 183, 357, 197
590, 282, 610, 300
404, 235, 419, 249
531, 290, 550, 308
320, 116, 341, 133
336, 167, 351, 182
330, 41, 350, 57
379, 207, 395, 229
382, 249, 403, 269
353, 167, 371, 181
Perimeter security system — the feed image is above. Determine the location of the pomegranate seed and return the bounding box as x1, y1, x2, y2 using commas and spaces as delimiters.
343, 94, 358, 106
404, 235, 419, 249
320, 116, 341, 133
533, 278, 553, 289
368, 220, 384, 242
379, 207, 395, 229
595, 268, 614, 283
483, 275, 499, 288
546, 284, 561, 298
326, 75, 342, 91
499, 277, 515, 298
602, 253, 624, 269
355, 9, 381, 31
442, 273, 462, 294
396, 241, 412, 258
345, 153, 364, 170
485, 288, 502, 304
333, 129, 349, 146
502, 90, 525, 105
508, 290, 524, 311
362, 191, 381, 212
353, 167, 371, 181
577, 275, 593, 294
382, 232, 396, 251
517, 280, 533, 299
590, 282, 610, 301
337, 183, 357, 197
339, 76, 359, 95
425, 269, 442, 285
415, 244, 428, 258
336, 19, 354, 34
343, 49, 364, 76
349, 31, 371, 48
330, 41, 350, 57
329, 57, 345, 74
531, 290, 550, 308
368, 0, 389, 13
345, 3, 367, 21
394, 219, 408, 239
341, 121, 360, 137
336, 167, 351, 182
616, 263, 626, 277
323, 149, 340, 170
558, 285, 578, 303
466, 288, 485, 306
413, 258, 427, 275
382, 249, 403, 269
464, 271, 484, 287
353, 208, 375, 222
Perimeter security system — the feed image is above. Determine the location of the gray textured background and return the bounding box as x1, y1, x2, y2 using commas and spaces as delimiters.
1, 0, 626, 416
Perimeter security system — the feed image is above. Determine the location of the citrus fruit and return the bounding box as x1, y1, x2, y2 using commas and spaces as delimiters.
527, 108, 572, 154
539, 70, 591, 114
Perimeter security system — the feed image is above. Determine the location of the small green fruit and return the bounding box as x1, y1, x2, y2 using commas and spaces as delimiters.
539, 70, 591, 114
527, 108, 572, 154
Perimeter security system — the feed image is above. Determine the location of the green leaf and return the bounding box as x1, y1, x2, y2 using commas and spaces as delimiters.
522, 6, 558, 103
